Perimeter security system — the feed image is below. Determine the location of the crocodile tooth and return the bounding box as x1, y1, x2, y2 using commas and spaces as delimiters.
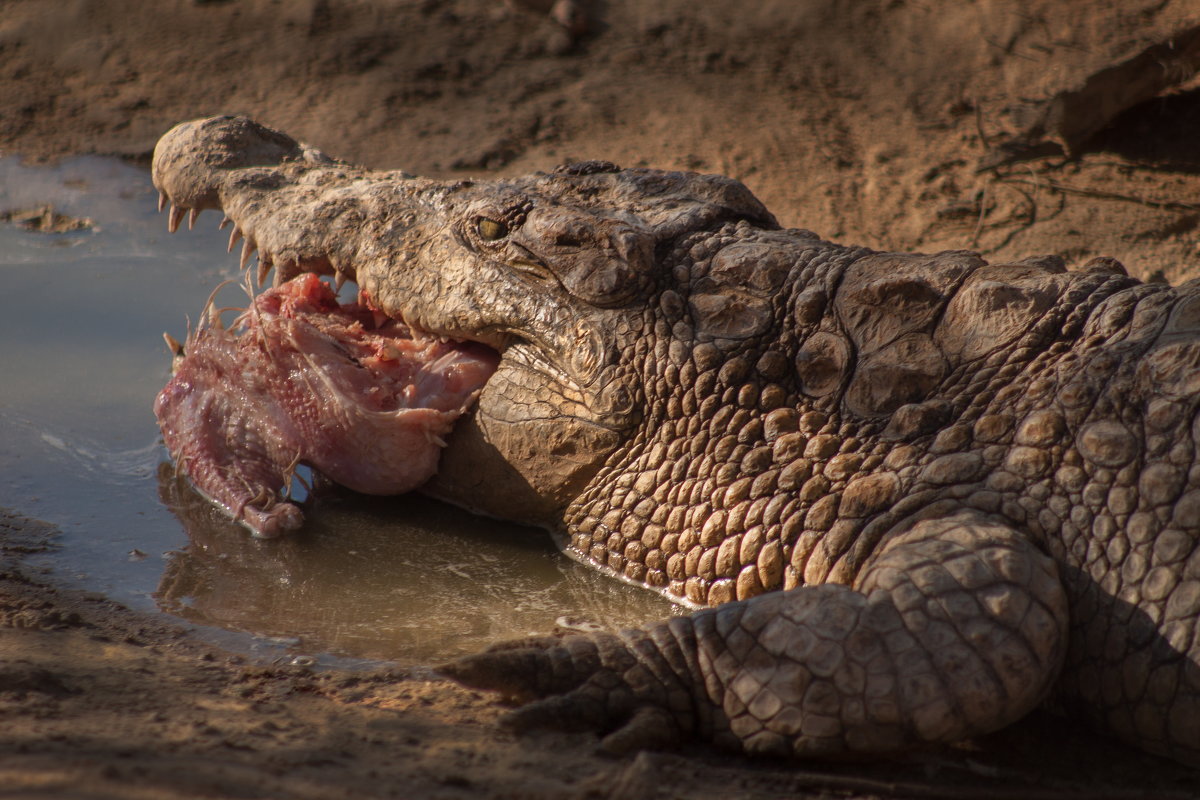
240, 238, 257, 271
257, 257, 272, 287
373, 310, 388, 329
168, 205, 186, 234
334, 270, 347, 292
219, 215, 232, 230
357, 288, 368, 307
188, 208, 201, 230
275, 260, 302, 288
227, 226, 243, 253
157, 191, 168, 213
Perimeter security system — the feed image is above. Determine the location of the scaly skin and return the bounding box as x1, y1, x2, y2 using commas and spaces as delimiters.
153, 115, 1200, 763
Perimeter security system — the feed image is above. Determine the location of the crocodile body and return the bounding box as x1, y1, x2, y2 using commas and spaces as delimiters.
153, 115, 1200, 763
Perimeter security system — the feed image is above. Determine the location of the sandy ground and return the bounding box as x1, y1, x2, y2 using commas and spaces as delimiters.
7, 0, 1200, 796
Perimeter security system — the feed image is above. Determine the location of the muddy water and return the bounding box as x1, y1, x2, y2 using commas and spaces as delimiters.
0, 157, 676, 666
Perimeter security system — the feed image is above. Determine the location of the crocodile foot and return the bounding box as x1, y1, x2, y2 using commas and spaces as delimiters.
441, 628, 697, 755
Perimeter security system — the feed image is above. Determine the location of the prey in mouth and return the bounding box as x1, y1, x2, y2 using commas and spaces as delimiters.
154, 272, 497, 536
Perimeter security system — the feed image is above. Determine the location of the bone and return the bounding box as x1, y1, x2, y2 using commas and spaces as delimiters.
199, 284, 225, 331
162, 331, 183, 356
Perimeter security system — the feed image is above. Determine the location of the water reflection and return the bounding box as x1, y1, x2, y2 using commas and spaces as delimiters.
155, 464, 679, 664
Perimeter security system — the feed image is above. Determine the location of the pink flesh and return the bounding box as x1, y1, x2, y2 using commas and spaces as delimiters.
154, 274, 499, 537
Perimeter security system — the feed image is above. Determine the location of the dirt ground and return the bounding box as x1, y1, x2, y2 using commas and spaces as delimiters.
7, 0, 1200, 797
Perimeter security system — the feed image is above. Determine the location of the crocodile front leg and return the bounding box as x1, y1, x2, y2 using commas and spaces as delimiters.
443, 510, 1069, 756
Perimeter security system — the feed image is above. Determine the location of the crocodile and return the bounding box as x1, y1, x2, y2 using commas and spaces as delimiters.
152, 115, 1200, 764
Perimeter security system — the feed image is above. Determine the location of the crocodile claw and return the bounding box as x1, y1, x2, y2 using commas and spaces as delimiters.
439, 631, 687, 755
439, 634, 604, 703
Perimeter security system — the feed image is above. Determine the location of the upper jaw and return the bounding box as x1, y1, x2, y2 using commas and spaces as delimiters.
153, 116, 350, 285
152, 115, 628, 422
153, 117, 440, 332
152, 115, 337, 227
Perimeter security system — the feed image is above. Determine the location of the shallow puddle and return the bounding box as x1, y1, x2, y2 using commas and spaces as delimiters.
0, 156, 676, 666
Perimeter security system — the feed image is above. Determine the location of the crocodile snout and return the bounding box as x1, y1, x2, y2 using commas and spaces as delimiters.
152, 115, 332, 230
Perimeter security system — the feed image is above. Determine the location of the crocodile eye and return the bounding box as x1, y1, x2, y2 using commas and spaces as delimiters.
477, 218, 508, 241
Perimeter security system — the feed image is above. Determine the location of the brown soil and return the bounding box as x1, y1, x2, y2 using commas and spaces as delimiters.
5, 1, 1200, 797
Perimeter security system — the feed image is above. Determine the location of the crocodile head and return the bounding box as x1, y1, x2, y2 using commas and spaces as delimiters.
153, 116, 776, 529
